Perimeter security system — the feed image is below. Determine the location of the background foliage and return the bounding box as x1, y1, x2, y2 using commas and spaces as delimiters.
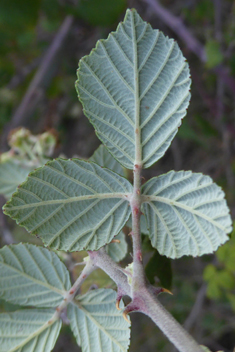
0, 1, 235, 351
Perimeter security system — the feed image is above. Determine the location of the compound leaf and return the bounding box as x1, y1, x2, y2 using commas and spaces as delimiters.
0, 309, 61, 352
3, 159, 132, 251
0, 161, 31, 199
0, 243, 70, 307
90, 144, 124, 176
77, 9, 190, 169
68, 289, 130, 352
142, 171, 232, 258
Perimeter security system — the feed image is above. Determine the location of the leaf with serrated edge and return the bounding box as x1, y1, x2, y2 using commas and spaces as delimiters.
68, 289, 130, 352
0, 309, 61, 352
3, 159, 132, 251
0, 161, 32, 199
142, 171, 232, 258
76, 9, 191, 169
0, 243, 71, 307
106, 231, 128, 262
90, 144, 124, 176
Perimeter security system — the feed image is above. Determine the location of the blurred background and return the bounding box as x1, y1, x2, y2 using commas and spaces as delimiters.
0, 0, 235, 351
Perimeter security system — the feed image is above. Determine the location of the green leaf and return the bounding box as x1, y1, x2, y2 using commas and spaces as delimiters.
142, 171, 232, 258
68, 289, 130, 352
0, 243, 71, 307
106, 231, 128, 262
0, 309, 61, 352
3, 159, 132, 251
205, 40, 223, 68
90, 144, 124, 176
0, 161, 31, 199
145, 249, 172, 289
76, 9, 191, 170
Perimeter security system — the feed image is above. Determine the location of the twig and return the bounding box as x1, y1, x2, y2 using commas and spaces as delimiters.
1, 15, 74, 150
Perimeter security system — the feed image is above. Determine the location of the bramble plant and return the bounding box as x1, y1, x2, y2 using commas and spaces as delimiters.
0, 9, 233, 352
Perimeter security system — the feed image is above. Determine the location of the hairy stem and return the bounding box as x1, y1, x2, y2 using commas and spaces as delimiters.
54, 258, 96, 319
140, 290, 204, 352
88, 248, 131, 296
130, 164, 146, 291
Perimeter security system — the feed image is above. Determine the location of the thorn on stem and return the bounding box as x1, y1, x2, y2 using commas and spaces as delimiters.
116, 299, 122, 311
152, 287, 173, 296
122, 311, 130, 323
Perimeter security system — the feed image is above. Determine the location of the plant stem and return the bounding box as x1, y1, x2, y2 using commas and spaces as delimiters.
88, 248, 130, 296
130, 164, 146, 291
88, 248, 204, 352
139, 290, 204, 352
53, 258, 96, 319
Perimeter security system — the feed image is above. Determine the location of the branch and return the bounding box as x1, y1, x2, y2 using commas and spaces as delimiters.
140, 290, 204, 352
88, 247, 204, 352
143, 0, 235, 94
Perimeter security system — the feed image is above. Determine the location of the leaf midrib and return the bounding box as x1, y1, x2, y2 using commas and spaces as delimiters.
72, 302, 127, 351
0, 261, 65, 297
7, 316, 59, 352
5, 193, 131, 211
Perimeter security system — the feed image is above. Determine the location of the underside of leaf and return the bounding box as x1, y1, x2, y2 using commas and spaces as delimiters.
76, 9, 191, 169
142, 171, 232, 258
68, 289, 130, 352
0, 243, 70, 307
3, 159, 132, 251
0, 310, 61, 352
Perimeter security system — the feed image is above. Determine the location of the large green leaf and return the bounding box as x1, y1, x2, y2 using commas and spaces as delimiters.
0, 243, 70, 307
90, 144, 124, 176
76, 9, 191, 169
0, 309, 61, 352
3, 159, 132, 251
0, 161, 31, 199
142, 171, 232, 258
68, 289, 130, 352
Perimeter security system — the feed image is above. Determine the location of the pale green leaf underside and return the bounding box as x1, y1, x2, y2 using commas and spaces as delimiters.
0, 243, 70, 307
0, 310, 61, 352
106, 231, 128, 262
3, 159, 132, 251
90, 144, 124, 176
142, 171, 232, 258
77, 9, 191, 169
0, 161, 32, 199
68, 289, 130, 352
